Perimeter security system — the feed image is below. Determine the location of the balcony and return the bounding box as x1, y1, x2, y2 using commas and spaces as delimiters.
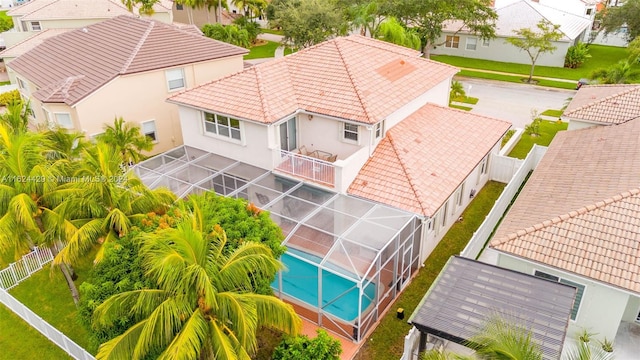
276, 149, 336, 187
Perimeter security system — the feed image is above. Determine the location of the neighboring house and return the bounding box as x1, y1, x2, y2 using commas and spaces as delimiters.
172, 1, 241, 27
2, 0, 173, 48
432, 0, 592, 67
5, 15, 247, 154
485, 118, 640, 357
494, 0, 599, 25
167, 35, 511, 263
563, 84, 640, 130
0, 28, 70, 66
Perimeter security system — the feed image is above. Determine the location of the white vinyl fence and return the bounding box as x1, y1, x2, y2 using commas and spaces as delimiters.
0, 247, 95, 360
0, 289, 95, 360
400, 326, 421, 360
461, 145, 548, 259
0, 246, 53, 290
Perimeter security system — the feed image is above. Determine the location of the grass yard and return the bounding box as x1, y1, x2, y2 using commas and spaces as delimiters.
244, 40, 280, 59
0, 304, 72, 360
541, 109, 563, 117
9, 257, 96, 353
457, 70, 577, 90
260, 28, 284, 36
354, 181, 506, 360
508, 120, 568, 159
452, 96, 479, 105
434, 45, 639, 81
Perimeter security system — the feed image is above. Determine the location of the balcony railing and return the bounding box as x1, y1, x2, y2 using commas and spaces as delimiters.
276, 150, 335, 187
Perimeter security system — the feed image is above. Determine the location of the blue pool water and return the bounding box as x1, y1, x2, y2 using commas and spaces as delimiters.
272, 250, 376, 322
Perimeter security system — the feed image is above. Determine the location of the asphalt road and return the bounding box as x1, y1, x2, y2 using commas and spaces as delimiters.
457, 78, 577, 129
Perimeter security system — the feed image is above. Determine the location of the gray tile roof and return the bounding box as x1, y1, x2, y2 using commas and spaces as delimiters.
563, 85, 640, 125
408, 256, 575, 360
8, 15, 247, 105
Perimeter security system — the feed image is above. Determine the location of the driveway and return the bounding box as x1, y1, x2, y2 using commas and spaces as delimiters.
457, 78, 576, 129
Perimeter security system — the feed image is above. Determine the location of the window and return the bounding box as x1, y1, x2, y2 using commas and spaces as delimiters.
176, 3, 183, 10
636, 310, 640, 323
445, 35, 460, 48
165, 68, 185, 91
586, 8, 592, 15
482, 38, 490, 47
534, 270, 585, 320
343, 123, 358, 142
442, 202, 448, 226
455, 183, 465, 206
466, 37, 477, 51
16, 77, 29, 95
204, 112, 242, 141
141, 120, 157, 142
481, 155, 488, 174
30, 21, 41, 31
375, 121, 384, 139
54, 113, 73, 129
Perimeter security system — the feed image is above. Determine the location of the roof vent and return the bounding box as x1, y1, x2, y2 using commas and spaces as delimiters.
82, 28, 88, 33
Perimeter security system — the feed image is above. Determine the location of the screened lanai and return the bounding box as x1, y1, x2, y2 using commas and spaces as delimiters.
134, 145, 423, 341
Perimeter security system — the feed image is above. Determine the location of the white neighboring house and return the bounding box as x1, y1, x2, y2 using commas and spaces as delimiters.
484, 118, 640, 359
494, 0, 599, 29
167, 35, 512, 263
562, 84, 640, 130
431, 0, 592, 67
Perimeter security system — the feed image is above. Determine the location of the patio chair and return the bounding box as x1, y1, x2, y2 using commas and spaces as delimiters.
327, 154, 337, 162
297, 145, 310, 156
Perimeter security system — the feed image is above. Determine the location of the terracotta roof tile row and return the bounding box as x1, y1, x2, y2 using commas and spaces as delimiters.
0, 28, 71, 58
7, 15, 247, 105
563, 85, 640, 125
348, 104, 511, 217
168, 35, 459, 124
490, 119, 640, 294
491, 188, 640, 293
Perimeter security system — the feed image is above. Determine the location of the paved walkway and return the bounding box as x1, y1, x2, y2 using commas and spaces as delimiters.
457, 66, 577, 84
257, 33, 286, 59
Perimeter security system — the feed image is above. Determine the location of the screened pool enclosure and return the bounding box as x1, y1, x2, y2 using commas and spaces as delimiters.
135, 146, 423, 341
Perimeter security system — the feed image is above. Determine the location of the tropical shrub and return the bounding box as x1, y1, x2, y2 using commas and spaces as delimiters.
564, 43, 591, 68
202, 23, 251, 48
234, 15, 262, 44
272, 329, 342, 360
0, 90, 20, 106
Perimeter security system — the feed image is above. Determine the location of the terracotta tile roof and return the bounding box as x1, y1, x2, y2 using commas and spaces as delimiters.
7, 0, 57, 16
563, 85, 640, 125
0, 28, 71, 58
490, 119, 640, 293
168, 35, 458, 124
10, 0, 131, 20
348, 104, 511, 217
8, 15, 247, 105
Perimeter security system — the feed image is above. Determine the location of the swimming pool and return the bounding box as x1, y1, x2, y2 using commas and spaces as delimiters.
272, 249, 376, 322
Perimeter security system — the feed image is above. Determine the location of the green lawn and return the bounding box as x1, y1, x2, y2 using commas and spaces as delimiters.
508, 120, 568, 159
452, 96, 479, 105
260, 28, 284, 36
354, 181, 506, 360
434, 45, 639, 81
0, 304, 72, 360
457, 70, 577, 90
541, 109, 563, 117
9, 259, 96, 353
244, 40, 280, 59
449, 104, 472, 111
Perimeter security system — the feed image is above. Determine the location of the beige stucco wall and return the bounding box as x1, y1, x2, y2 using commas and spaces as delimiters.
431, 33, 572, 68
566, 118, 603, 131
496, 252, 632, 341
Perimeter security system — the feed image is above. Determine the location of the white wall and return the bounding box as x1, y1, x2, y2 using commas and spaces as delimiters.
495, 252, 632, 341
431, 33, 571, 68
566, 118, 601, 131
494, 0, 596, 19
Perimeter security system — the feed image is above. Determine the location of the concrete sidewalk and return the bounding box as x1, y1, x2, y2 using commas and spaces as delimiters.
457, 66, 577, 84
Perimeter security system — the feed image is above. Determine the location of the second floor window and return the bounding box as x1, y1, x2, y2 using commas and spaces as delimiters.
343, 122, 358, 142
16, 77, 29, 95
204, 112, 241, 141
445, 35, 459, 48
30, 21, 41, 31
166, 68, 185, 91
141, 120, 157, 142
375, 121, 384, 139
55, 113, 73, 129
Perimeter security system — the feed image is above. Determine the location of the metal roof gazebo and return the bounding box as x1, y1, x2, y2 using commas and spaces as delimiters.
407, 256, 576, 359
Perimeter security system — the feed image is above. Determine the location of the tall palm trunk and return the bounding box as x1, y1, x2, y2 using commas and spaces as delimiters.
51, 242, 80, 305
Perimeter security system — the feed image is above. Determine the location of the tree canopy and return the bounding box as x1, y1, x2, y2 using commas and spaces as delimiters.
97, 117, 154, 165
507, 20, 563, 83
599, 0, 640, 43
269, 0, 347, 48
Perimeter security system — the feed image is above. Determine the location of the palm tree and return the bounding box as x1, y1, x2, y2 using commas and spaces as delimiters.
53, 142, 175, 266
0, 123, 81, 303
0, 99, 31, 134
349, 1, 385, 37
590, 60, 640, 84
97, 117, 154, 165
121, 0, 158, 16
92, 204, 301, 359
467, 315, 542, 360
450, 81, 466, 102
376, 17, 421, 50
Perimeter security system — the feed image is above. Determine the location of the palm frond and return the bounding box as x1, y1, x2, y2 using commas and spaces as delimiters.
96, 319, 148, 360
158, 309, 208, 360
215, 292, 257, 351
243, 293, 301, 336
54, 218, 103, 265
93, 289, 170, 328
209, 319, 239, 360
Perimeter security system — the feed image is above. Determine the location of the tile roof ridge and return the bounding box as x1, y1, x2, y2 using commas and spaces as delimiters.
19, 0, 60, 17
492, 187, 640, 248
385, 132, 429, 216
334, 37, 374, 123
525, 1, 572, 40
564, 85, 640, 117
252, 66, 274, 123
120, 17, 155, 74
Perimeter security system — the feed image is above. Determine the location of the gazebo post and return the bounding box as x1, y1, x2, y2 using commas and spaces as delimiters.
418, 331, 428, 354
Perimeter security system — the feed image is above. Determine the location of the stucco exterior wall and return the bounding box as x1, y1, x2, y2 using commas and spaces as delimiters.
431, 33, 571, 68
496, 252, 632, 341
384, 78, 453, 131
566, 118, 602, 131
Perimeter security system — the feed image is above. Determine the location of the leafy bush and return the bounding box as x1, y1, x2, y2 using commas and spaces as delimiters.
202, 23, 251, 48
234, 16, 262, 44
0, 17, 13, 32
272, 329, 342, 360
0, 90, 20, 106
564, 42, 591, 68
501, 129, 516, 148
